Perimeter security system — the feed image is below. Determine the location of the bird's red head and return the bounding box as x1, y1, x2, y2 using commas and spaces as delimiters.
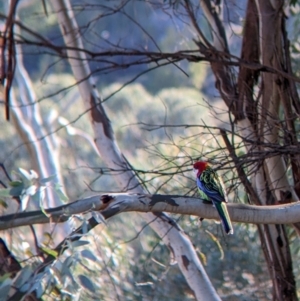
193, 161, 209, 176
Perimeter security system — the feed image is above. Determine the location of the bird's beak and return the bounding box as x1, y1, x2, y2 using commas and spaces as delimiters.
193, 168, 197, 175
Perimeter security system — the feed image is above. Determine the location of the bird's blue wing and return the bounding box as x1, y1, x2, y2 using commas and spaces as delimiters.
196, 177, 211, 201
198, 168, 226, 203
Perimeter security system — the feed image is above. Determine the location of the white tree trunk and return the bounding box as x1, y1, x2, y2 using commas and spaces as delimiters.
2, 4, 70, 244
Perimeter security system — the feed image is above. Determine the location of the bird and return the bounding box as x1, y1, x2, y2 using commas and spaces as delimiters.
193, 160, 233, 235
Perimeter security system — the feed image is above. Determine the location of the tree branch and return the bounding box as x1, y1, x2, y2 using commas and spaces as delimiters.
1, 194, 300, 231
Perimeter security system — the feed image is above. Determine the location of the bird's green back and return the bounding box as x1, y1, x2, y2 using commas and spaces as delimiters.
199, 166, 226, 201
197, 187, 211, 202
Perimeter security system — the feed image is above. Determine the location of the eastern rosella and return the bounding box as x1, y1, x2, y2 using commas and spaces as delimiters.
193, 161, 233, 235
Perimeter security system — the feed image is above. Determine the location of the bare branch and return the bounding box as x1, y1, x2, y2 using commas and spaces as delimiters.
1, 193, 300, 231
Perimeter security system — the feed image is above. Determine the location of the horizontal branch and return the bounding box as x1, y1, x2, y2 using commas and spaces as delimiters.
0, 194, 300, 231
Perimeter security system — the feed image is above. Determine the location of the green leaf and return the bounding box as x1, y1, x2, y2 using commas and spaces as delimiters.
0, 199, 8, 209
40, 174, 57, 184
81, 249, 97, 262
9, 180, 23, 187
0, 276, 12, 286
78, 275, 95, 292
40, 246, 58, 258
0, 188, 11, 197
197, 250, 207, 266
71, 240, 90, 248
0, 199, 8, 208
27, 274, 44, 296
9, 184, 24, 197
18, 168, 31, 180
25, 185, 37, 196
0, 278, 11, 300
54, 184, 68, 202
20, 282, 30, 293
36, 282, 44, 298
14, 265, 32, 288
61, 263, 75, 283
19, 168, 38, 181
61, 256, 73, 273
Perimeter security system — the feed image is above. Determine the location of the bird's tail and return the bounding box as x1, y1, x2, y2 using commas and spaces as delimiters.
214, 202, 233, 235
